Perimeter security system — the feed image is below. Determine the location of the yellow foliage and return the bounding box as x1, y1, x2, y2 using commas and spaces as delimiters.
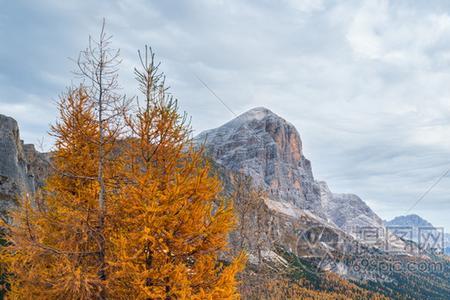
0, 47, 244, 299
106, 47, 245, 299
1, 88, 113, 299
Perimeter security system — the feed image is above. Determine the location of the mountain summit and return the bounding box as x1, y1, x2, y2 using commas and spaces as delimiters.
195, 107, 383, 231
196, 107, 320, 212
386, 214, 433, 227
386, 214, 450, 254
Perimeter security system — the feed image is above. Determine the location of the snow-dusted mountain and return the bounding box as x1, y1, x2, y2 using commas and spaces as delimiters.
196, 107, 322, 213
195, 107, 383, 236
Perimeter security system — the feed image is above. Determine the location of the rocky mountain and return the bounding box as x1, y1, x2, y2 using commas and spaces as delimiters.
196, 107, 322, 213
195, 107, 383, 235
386, 214, 450, 255
0, 114, 48, 216
386, 214, 433, 228
196, 108, 450, 299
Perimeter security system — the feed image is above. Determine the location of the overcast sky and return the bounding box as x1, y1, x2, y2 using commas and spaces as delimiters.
2, 0, 450, 230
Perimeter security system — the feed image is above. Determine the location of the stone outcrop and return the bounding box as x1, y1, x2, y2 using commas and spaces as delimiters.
0, 114, 48, 215
319, 181, 384, 232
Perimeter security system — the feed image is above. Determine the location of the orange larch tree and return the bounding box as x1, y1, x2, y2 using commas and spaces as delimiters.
107, 47, 245, 299
0, 87, 122, 299
0, 29, 244, 298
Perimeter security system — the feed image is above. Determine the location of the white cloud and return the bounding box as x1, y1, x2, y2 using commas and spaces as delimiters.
286, 0, 325, 13
347, 0, 450, 67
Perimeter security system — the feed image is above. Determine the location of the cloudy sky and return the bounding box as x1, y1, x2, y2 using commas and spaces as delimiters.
2, 0, 450, 229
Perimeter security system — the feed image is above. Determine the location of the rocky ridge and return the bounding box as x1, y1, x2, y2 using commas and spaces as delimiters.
319, 181, 384, 232
0, 109, 399, 254
195, 108, 450, 299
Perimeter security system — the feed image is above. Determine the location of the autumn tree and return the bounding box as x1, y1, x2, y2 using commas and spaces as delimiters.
0, 27, 244, 299
107, 46, 245, 299
0, 87, 121, 299
75, 21, 127, 292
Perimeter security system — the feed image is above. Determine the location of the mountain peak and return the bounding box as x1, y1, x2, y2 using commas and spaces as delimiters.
194, 106, 321, 211
196, 106, 291, 142
238, 106, 274, 120
386, 214, 433, 227
220, 106, 284, 130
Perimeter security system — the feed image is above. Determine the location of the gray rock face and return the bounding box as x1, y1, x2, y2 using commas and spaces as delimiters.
319, 181, 384, 232
0, 114, 48, 215
0, 115, 32, 212
196, 107, 323, 214
22, 143, 50, 191
195, 107, 383, 232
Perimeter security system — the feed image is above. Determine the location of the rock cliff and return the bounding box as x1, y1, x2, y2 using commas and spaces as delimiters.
319, 181, 384, 232
0, 114, 48, 215
0, 109, 385, 249
196, 107, 323, 215
195, 107, 382, 234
